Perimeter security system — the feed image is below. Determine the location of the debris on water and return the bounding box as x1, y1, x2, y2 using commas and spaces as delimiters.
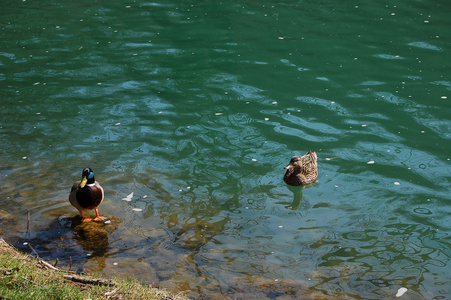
121, 192, 134, 201
394, 181, 401, 185
396, 287, 407, 297
367, 160, 375, 164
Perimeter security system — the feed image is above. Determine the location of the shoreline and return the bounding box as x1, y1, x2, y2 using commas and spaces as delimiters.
0, 238, 188, 300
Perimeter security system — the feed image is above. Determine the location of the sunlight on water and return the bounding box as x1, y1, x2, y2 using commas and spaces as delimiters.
1, 0, 451, 299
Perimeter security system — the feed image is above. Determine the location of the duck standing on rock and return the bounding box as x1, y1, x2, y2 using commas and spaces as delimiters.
69, 168, 106, 222
284, 151, 318, 186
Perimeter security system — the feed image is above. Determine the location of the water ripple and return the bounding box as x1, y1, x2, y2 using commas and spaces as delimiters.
408, 41, 442, 51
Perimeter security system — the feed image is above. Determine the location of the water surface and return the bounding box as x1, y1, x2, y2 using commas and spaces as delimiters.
1, 0, 451, 299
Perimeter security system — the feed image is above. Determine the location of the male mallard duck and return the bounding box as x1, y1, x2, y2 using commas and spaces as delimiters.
283, 151, 318, 186
69, 168, 105, 222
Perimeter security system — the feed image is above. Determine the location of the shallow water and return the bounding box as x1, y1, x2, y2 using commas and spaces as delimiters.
1, 0, 451, 299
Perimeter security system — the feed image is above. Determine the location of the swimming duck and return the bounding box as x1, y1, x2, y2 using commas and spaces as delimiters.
283, 151, 318, 186
69, 168, 105, 222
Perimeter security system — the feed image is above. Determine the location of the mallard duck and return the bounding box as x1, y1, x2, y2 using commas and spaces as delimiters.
283, 151, 318, 186
69, 168, 105, 222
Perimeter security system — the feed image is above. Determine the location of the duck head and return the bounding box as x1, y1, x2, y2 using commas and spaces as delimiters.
79, 167, 95, 188
284, 156, 302, 172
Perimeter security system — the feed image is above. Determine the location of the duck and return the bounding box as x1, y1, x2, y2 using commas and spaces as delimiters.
69, 167, 106, 222
283, 151, 318, 186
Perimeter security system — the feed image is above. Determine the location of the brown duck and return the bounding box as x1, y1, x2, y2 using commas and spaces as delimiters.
283, 151, 318, 186
69, 167, 106, 222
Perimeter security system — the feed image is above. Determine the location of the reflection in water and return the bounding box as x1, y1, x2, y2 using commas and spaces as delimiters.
16, 216, 121, 273
71, 216, 121, 270
278, 184, 315, 210
285, 185, 303, 210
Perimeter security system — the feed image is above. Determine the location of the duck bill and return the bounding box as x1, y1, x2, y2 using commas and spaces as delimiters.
79, 176, 88, 188
284, 164, 293, 170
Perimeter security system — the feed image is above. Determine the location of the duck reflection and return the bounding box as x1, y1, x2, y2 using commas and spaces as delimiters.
281, 184, 315, 210
70, 216, 121, 270
17, 215, 119, 272
286, 185, 304, 210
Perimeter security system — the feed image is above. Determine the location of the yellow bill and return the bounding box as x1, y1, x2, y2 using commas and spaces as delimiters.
79, 176, 88, 188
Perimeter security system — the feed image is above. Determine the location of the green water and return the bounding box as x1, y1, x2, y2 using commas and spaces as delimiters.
1, 0, 451, 298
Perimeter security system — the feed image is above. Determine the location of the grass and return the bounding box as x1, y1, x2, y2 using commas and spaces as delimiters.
0, 238, 188, 300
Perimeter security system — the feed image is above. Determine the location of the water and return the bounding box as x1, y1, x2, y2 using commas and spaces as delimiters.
1, 0, 451, 298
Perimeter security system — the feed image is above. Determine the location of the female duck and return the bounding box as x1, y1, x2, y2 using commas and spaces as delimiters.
283, 151, 318, 186
69, 168, 105, 222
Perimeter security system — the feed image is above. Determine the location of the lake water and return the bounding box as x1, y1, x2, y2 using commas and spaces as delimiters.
1, 0, 450, 299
